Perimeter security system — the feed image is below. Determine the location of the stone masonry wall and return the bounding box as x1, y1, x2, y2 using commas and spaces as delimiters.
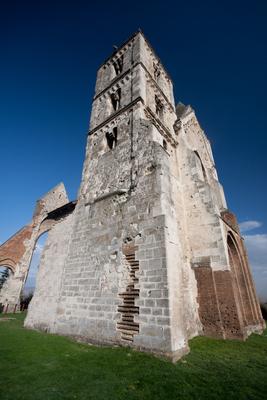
50, 107, 177, 354
25, 213, 74, 331
23, 31, 264, 360
0, 183, 69, 309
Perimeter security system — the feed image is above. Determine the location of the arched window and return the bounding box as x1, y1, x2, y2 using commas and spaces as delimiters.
0, 266, 13, 292
194, 151, 207, 181
0, 266, 14, 312
106, 127, 118, 150
163, 139, 168, 151
112, 55, 123, 76
155, 95, 164, 118
22, 232, 48, 307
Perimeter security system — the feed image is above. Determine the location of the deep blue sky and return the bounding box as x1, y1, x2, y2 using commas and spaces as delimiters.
0, 1, 266, 298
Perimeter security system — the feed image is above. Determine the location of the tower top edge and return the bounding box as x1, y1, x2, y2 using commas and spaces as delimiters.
98, 30, 173, 83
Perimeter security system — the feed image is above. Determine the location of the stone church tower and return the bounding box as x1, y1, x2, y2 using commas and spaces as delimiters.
1, 31, 264, 360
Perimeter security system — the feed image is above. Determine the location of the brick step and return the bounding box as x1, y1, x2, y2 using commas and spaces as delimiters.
119, 292, 139, 297
118, 320, 139, 328
117, 323, 139, 331
118, 304, 139, 310
119, 312, 138, 318
121, 334, 134, 342
122, 296, 135, 301
118, 306, 139, 313
118, 248, 139, 343
122, 316, 134, 322
129, 278, 138, 282
117, 326, 139, 335
122, 300, 135, 306
119, 293, 135, 299
123, 288, 139, 293
120, 288, 139, 293
127, 261, 139, 265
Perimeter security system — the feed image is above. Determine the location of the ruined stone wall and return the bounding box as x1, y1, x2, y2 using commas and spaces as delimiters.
38, 32, 200, 358
94, 33, 174, 106
138, 34, 174, 105
25, 213, 74, 331
46, 106, 178, 355
0, 183, 69, 309
23, 31, 264, 359
176, 108, 265, 338
177, 110, 229, 271
0, 225, 34, 272
26, 108, 200, 358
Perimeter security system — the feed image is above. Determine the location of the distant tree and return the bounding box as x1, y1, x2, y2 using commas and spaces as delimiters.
20, 291, 34, 311
260, 302, 267, 320
0, 267, 10, 290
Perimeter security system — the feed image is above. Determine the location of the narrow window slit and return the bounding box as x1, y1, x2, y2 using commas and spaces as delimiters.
155, 95, 164, 118
112, 55, 124, 76
106, 127, 118, 149
153, 62, 161, 80
163, 139, 167, 151
110, 88, 121, 111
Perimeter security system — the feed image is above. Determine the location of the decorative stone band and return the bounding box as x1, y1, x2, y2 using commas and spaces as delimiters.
93, 69, 132, 101
88, 96, 177, 149
144, 68, 174, 112
88, 97, 143, 136
144, 107, 178, 147
99, 35, 134, 69
94, 61, 175, 112
98, 31, 172, 83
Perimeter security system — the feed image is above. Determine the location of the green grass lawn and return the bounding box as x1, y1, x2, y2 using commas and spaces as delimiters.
0, 313, 266, 400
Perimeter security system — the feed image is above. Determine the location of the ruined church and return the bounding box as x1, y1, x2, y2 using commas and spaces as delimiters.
0, 31, 264, 360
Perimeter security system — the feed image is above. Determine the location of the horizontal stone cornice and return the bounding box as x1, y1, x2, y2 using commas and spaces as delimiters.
144, 107, 178, 147
93, 62, 175, 113
93, 69, 131, 101
97, 30, 173, 83
88, 97, 177, 148
88, 97, 144, 136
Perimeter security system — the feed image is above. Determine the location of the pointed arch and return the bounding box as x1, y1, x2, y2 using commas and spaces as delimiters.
193, 151, 207, 181
0, 258, 15, 273
227, 233, 254, 325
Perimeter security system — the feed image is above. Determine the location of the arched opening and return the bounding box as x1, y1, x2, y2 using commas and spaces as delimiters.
194, 151, 207, 181
22, 232, 48, 310
0, 266, 12, 289
0, 266, 14, 312
227, 233, 254, 325
106, 127, 118, 150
